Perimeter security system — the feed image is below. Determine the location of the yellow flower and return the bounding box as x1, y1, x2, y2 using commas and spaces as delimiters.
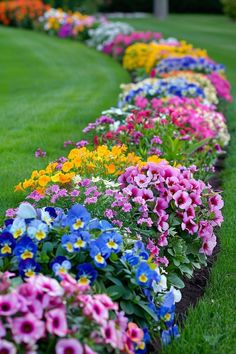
16, 145, 144, 194
38, 175, 51, 187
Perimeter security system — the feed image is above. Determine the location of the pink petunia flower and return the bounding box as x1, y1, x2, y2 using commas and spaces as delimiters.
0, 293, 20, 316
173, 190, 192, 210
0, 340, 16, 354
46, 308, 68, 337
11, 313, 45, 344
55, 339, 83, 354
27, 275, 64, 297
200, 234, 217, 256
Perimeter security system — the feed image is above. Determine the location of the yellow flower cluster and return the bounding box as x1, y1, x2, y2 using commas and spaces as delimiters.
162, 71, 218, 104
123, 41, 208, 73
15, 145, 144, 194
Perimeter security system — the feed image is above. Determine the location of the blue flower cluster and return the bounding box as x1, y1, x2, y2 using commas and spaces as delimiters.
122, 241, 160, 287
155, 56, 225, 75
120, 77, 205, 106
122, 241, 179, 345
0, 203, 123, 282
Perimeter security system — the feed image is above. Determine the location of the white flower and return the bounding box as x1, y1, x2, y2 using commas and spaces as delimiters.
17, 203, 36, 219
170, 286, 182, 303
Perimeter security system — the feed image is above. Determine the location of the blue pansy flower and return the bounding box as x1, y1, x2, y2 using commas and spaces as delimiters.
90, 239, 110, 268
19, 259, 41, 278
65, 204, 91, 231
4, 219, 14, 228
10, 218, 26, 239
73, 231, 90, 251
44, 207, 57, 219
27, 220, 48, 242
0, 232, 16, 257
39, 208, 55, 226
61, 234, 77, 253
161, 325, 179, 345
50, 256, 72, 276
76, 263, 98, 285
99, 231, 123, 253
133, 241, 149, 260
158, 290, 175, 327
14, 236, 37, 260
136, 262, 159, 288
88, 219, 113, 231
122, 250, 140, 266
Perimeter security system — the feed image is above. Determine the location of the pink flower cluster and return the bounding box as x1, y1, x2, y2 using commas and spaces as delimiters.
104, 162, 224, 257
102, 31, 162, 59
208, 72, 232, 102
135, 96, 229, 145
0, 272, 143, 354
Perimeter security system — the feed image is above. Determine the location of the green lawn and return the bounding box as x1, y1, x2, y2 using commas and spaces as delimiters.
1, 14, 236, 354
120, 14, 236, 354
0, 26, 129, 216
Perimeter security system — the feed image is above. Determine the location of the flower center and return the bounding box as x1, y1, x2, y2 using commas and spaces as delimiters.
139, 273, 148, 283
1, 302, 10, 312
22, 321, 33, 334
21, 250, 34, 260
35, 230, 46, 240
53, 317, 60, 328
0, 349, 10, 354
1, 244, 11, 254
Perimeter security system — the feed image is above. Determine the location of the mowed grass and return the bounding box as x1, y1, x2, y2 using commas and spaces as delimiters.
0, 26, 129, 216
119, 14, 236, 354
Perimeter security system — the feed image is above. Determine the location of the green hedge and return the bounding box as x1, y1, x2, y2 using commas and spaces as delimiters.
221, 0, 236, 19
99, 0, 222, 14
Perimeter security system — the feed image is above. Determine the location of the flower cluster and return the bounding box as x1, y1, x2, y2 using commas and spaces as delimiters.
87, 21, 134, 51
0, 0, 48, 27
102, 31, 162, 60
0, 202, 181, 346
123, 41, 208, 73
159, 71, 218, 104
119, 77, 206, 107
15, 145, 143, 194
0, 272, 146, 353
154, 56, 224, 75
80, 107, 228, 176
208, 72, 232, 102
38, 8, 99, 40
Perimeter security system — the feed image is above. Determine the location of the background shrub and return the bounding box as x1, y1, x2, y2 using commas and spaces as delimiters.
221, 0, 236, 19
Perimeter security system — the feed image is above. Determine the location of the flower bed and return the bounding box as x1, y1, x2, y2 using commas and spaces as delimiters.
0, 7, 232, 354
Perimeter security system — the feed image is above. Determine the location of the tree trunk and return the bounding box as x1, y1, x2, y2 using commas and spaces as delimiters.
154, 0, 169, 20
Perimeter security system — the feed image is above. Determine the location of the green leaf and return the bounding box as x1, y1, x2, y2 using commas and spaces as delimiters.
185, 138, 210, 155
179, 264, 193, 276
137, 302, 159, 321
42, 242, 53, 254
106, 285, 126, 300
120, 300, 136, 315
106, 275, 123, 287
168, 273, 185, 289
